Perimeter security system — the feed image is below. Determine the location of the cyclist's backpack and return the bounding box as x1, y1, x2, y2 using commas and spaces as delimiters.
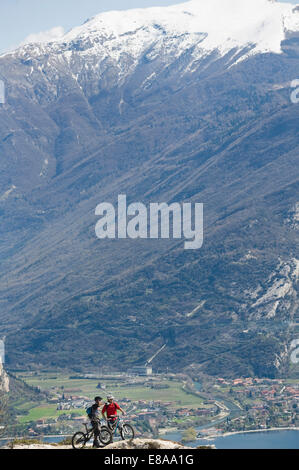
86, 405, 93, 418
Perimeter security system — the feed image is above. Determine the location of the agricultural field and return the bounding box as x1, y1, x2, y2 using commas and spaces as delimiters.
12, 372, 205, 425
18, 405, 85, 424
15, 373, 102, 397
113, 382, 205, 408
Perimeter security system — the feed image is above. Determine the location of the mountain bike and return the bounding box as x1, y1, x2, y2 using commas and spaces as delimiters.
72, 421, 112, 449
107, 415, 135, 440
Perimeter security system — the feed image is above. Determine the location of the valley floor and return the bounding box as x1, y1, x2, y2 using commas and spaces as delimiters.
2, 371, 298, 443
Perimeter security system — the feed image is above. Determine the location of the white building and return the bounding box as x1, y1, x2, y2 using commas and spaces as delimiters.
129, 366, 153, 376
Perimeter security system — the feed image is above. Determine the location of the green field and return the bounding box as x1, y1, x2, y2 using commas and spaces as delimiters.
16, 373, 205, 407
14, 372, 205, 423
16, 374, 101, 397
114, 382, 204, 408
18, 405, 84, 424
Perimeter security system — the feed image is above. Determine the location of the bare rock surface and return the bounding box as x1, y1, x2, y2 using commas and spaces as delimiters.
104, 438, 191, 449
3, 438, 216, 450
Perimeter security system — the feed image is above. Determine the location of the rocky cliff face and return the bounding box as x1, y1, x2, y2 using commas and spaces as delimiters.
0, 362, 9, 394
0, 0, 298, 377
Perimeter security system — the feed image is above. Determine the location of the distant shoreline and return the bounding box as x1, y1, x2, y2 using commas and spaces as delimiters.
0, 434, 71, 443
200, 427, 299, 440
161, 425, 299, 441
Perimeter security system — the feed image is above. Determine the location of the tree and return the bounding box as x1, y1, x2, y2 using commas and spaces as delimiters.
182, 427, 197, 443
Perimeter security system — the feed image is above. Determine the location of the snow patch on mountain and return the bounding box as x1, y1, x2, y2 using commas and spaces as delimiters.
5, 0, 299, 72
61, 0, 298, 55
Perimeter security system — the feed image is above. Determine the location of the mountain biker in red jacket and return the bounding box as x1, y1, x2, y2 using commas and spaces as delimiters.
102, 395, 126, 429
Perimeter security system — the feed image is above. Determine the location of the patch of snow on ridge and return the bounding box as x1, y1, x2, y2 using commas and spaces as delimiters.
284, 4, 299, 37
3, 0, 299, 70
58, 0, 298, 57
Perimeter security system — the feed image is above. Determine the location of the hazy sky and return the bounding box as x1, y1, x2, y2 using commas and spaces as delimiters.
0, 0, 297, 54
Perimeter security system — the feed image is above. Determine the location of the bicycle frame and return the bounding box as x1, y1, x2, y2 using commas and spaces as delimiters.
83, 423, 94, 441
108, 416, 123, 435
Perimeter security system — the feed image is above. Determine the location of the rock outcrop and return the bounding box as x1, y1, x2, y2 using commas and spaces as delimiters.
0, 361, 9, 394
104, 438, 191, 450
3, 438, 216, 450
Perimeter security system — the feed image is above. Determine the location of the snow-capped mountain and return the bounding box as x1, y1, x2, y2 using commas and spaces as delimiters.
59, 0, 298, 55
15, 0, 299, 55
0, 0, 298, 377
6, 0, 299, 87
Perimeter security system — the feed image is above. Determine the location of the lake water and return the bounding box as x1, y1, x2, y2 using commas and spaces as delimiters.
163, 429, 299, 449
1, 430, 299, 449
0, 435, 70, 448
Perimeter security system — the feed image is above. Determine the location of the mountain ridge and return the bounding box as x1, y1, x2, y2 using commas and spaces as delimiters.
3, 1, 299, 64
0, 1, 298, 377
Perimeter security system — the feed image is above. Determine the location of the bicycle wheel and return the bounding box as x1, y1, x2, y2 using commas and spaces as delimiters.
99, 426, 113, 445
72, 431, 87, 449
120, 423, 135, 440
